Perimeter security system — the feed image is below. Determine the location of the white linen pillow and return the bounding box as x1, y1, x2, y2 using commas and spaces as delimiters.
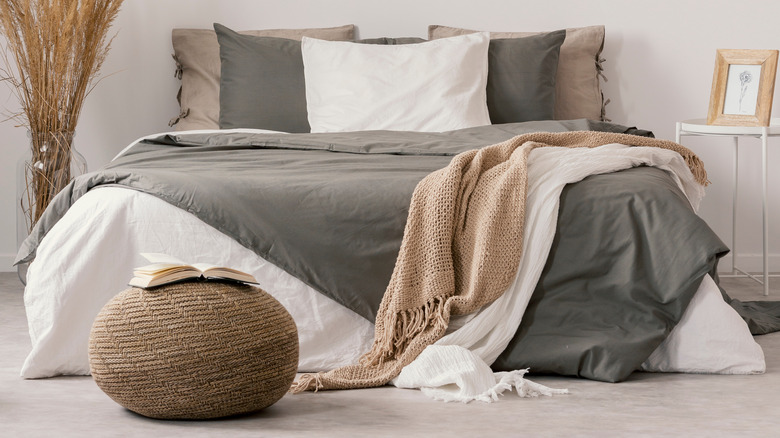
301, 32, 491, 133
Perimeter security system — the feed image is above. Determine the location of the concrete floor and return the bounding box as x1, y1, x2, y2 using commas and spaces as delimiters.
2, 272, 779, 437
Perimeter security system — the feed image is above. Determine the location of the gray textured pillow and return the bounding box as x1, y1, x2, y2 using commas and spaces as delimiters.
486, 30, 565, 124
171, 24, 354, 131
429, 25, 606, 121
215, 24, 309, 132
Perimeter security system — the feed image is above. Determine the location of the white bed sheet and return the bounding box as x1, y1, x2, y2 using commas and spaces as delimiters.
22, 186, 374, 378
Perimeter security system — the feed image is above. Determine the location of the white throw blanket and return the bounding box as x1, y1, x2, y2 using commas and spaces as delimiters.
393, 144, 704, 402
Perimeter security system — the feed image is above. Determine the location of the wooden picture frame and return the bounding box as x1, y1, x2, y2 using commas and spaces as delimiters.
707, 49, 778, 126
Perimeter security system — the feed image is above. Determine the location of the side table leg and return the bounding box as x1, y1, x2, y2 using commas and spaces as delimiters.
733, 136, 739, 275
762, 128, 769, 296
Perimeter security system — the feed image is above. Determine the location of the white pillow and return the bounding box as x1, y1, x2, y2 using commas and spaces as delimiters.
301, 32, 491, 133
642, 274, 765, 374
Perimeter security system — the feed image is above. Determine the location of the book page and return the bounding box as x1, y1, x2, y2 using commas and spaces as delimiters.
192, 264, 258, 284
140, 253, 189, 265
190, 262, 222, 273
134, 263, 199, 276
129, 269, 203, 288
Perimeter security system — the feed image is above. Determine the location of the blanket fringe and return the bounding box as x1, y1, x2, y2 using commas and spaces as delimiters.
418, 369, 569, 403
360, 296, 448, 367
289, 373, 323, 394
505, 370, 570, 398
684, 154, 710, 186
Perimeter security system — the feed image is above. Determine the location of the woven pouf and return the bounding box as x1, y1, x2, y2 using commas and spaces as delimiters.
88, 281, 298, 420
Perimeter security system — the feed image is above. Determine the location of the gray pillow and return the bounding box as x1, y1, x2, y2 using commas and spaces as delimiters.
214, 23, 309, 133
486, 30, 566, 124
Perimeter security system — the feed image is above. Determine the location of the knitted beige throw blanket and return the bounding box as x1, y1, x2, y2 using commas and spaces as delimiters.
290, 131, 708, 393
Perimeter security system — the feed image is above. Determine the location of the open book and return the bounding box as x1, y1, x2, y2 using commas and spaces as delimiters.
128, 253, 258, 288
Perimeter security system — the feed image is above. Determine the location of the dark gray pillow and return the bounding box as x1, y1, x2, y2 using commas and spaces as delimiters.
487, 30, 566, 124
214, 23, 310, 132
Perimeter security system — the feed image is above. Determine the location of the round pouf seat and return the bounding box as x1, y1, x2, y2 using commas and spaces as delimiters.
89, 281, 298, 420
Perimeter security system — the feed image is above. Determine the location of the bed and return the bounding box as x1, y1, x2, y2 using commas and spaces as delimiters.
15, 23, 775, 389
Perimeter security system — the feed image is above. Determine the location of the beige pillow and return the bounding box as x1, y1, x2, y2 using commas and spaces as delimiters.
428, 25, 605, 121
171, 25, 355, 131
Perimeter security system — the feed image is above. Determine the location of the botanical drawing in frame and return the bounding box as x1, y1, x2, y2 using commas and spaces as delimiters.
707, 49, 778, 126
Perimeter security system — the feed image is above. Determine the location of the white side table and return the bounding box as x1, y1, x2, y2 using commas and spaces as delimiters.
676, 118, 780, 296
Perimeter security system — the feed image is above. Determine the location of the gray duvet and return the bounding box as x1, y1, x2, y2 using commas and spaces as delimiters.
494, 166, 727, 381
17, 120, 778, 382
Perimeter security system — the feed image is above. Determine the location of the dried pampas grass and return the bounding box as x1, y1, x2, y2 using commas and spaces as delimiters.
0, 0, 124, 231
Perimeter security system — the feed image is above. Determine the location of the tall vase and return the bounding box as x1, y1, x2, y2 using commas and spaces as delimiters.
16, 131, 87, 285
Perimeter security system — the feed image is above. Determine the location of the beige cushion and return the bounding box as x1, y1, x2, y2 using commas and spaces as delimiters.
171, 25, 355, 131
428, 25, 605, 121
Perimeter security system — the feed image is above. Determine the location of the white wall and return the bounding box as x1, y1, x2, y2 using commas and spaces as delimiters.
1, 0, 779, 272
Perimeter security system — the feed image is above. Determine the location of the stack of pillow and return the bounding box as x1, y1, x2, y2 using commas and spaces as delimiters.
170, 23, 606, 133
